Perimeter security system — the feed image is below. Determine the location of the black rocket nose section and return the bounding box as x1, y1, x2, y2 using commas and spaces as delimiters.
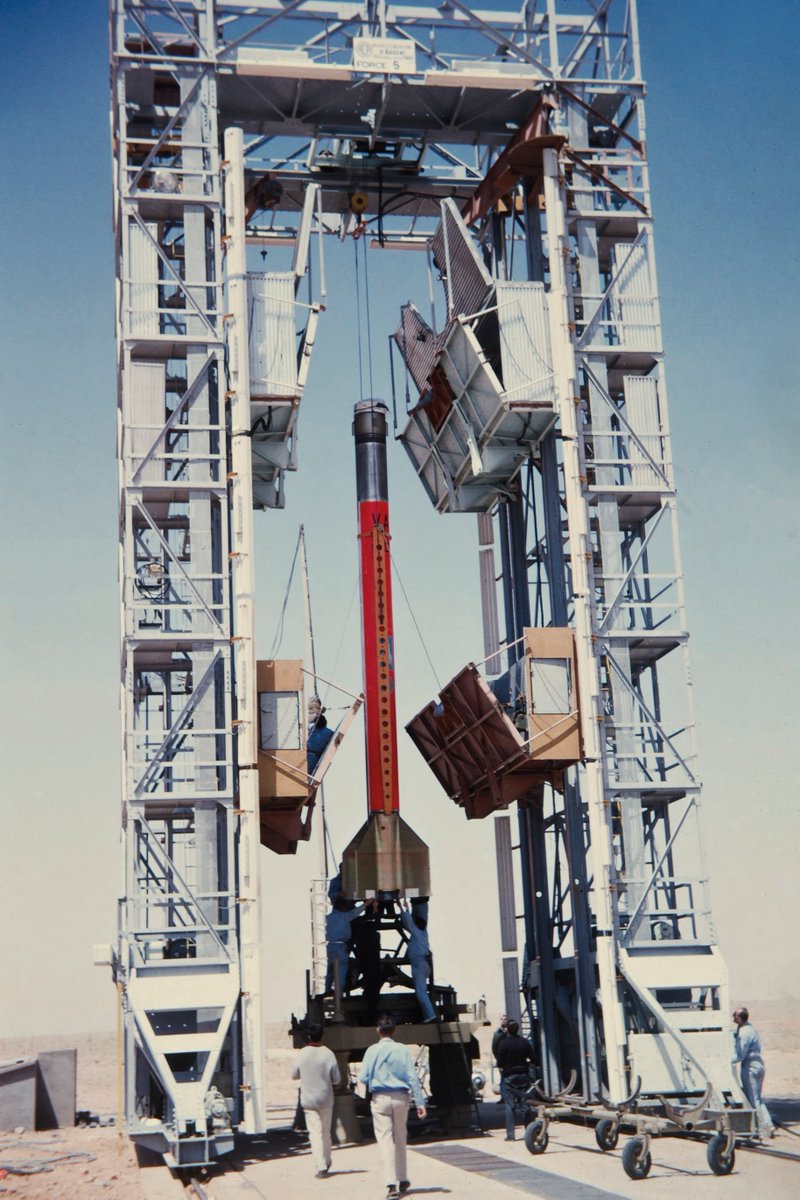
353, 400, 389, 503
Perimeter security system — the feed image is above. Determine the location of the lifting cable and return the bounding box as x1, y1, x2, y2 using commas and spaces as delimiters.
270, 526, 365, 879
361, 235, 375, 398
300, 526, 331, 879
268, 528, 302, 658
324, 820, 340, 878
353, 234, 377, 402
353, 238, 365, 403
385, 537, 442, 691
321, 577, 359, 711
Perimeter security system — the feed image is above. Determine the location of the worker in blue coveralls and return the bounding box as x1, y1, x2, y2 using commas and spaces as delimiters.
359, 1013, 427, 1199
400, 900, 436, 1023
733, 1007, 776, 1138
307, 712, 335, 774
324, 893, 365, 995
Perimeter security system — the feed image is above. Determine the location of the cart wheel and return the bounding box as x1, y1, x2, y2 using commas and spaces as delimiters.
707, 1133, 735, 1176
524, 1118, 549, 1155
595, 1118, 619, 1151
621, 1137, 652, 1180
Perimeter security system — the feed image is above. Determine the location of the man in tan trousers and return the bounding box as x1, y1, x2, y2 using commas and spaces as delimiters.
292, 1023, 341, 1178
358, 1014, 427, 1199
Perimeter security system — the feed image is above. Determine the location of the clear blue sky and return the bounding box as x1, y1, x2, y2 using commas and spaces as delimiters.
1, 1, 797, 1038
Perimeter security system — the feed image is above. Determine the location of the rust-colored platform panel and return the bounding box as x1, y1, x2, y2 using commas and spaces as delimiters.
405, 664, 565, 819
259, 805, 314, 856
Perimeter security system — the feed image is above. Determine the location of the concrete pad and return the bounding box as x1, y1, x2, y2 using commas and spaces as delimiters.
194, 1115, 800, 1200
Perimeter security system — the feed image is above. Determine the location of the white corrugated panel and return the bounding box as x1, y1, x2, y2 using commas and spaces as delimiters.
612, 239, 660, 351
496, 281, 555, 408
128, 361, 166, 482
247, 273, 297, 397
623, 374, 662, 489
128, 220, 159, 336
394, 303, 441, 392
431, 197, 493, 319
441, 321, 504, 438
400, 412, 447, 511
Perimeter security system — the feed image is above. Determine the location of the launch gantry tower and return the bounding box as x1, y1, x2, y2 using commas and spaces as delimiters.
111, 0, 745, 1167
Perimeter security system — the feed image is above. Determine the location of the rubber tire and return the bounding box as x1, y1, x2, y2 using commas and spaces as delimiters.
524, 1119, 549, 1155
707, 1133, 735, 1176
621, 1137, 652, 1180
595, 1118, 619, 1152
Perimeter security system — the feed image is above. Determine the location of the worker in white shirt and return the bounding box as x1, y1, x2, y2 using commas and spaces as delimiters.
292, 1023, 341, 1177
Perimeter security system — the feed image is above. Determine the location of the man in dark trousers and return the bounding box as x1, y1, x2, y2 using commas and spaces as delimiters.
351, 898, 382, 1024
495, 1019, 535, 1140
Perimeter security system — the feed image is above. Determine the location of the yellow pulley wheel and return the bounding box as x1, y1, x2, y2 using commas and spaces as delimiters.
349, 190, 369, 214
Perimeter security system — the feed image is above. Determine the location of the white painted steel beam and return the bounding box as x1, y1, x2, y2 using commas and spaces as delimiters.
223, 126, 265, 1135
542, 144, 629, 1101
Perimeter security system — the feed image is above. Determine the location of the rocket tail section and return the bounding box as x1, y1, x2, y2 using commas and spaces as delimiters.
342, 812, 431, 898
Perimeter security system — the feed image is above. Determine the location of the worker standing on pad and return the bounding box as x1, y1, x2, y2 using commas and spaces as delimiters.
359, 1014, 427, 1199
733, 1007, 776, 1139
292, 1024, 341, 1178
495, 1019, 535, 1141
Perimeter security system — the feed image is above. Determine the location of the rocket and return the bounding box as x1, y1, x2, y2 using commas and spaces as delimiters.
341, 401, 431, 898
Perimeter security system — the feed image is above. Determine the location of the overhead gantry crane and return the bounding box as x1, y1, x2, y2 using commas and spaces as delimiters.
111, 0, 752, 1176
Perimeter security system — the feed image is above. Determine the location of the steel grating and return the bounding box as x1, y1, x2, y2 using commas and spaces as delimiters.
413, 1144, 625, 1199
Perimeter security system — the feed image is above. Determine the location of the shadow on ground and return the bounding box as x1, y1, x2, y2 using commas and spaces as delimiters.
769, 1097, 800, 1128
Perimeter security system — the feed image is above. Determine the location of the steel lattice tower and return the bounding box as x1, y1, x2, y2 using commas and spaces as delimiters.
111, 0, 746, 1165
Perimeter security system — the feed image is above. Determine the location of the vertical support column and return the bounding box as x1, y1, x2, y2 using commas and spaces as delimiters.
493, 814, 521, 1025
223, 127, 265, 1134
539, 432, 601, 1098
476, 514, 502, 678
477, 514, 525, 1025
568, 93, 648, 921
542, 146, 628, 1099
525, 179, 601, 1093
497, 496, 560, 1091
181, 63, 219, 956
519, 797, 560, 1092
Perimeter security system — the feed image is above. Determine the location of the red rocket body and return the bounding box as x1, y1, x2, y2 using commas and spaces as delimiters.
356, 432, 400, 814
342, 401, 430, 897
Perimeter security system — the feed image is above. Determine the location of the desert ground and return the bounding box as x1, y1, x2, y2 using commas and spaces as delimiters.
1, 1001, 798, 1199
